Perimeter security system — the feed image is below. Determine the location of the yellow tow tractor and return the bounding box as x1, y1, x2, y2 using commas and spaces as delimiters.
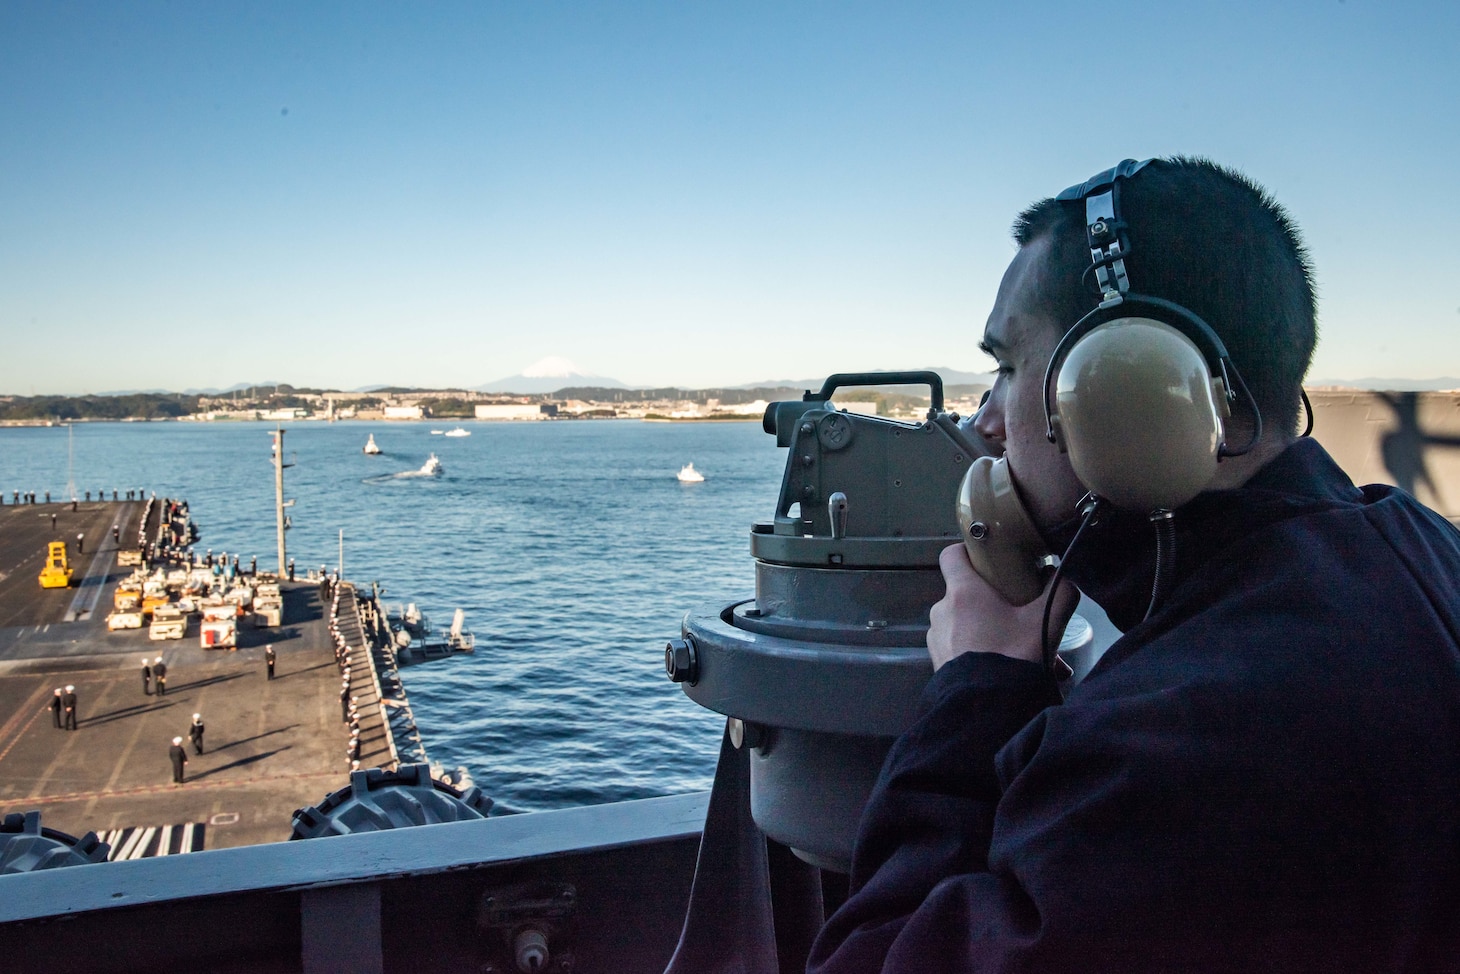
39, 541, 74, 589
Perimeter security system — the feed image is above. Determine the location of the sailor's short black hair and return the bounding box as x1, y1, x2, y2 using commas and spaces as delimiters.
1013, 156, 1317, 437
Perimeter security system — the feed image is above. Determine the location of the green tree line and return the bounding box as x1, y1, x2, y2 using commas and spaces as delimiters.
0, 394, 202, 421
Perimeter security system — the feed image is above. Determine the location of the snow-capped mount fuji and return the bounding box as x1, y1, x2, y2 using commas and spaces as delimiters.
478, 357, 628, 395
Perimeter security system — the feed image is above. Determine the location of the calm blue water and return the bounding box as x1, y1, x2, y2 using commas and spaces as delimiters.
0, 420, 784, 812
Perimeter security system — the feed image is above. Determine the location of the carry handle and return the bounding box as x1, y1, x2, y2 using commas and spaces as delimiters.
807, 371, 944, 412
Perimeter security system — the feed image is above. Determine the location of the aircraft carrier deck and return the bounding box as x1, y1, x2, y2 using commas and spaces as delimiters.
0, 495, 708, 974
0, 497, 402, 852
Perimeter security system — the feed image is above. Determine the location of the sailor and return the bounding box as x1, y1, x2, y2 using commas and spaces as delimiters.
189, 714, 205, 754
169, 737, 188, 784
339, 685, 350, 722
51, 512, 56, 531
265, 644, 276, 680
809, 158, 1460, 971
141, 657, 152, 695
49, 688, 63, 728
348, 730, 361, 763
153, 656, 168, 695
61, 685, 78, 730
112, 524, 119, 544
76, 532, 84, 555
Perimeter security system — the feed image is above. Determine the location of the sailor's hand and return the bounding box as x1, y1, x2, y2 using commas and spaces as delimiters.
927, 543, 1079, 670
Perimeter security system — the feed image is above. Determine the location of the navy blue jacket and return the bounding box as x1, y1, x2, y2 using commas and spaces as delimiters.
809, 439, 1460, 971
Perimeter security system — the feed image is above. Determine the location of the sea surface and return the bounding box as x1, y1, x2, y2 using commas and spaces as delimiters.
0, 419, 785, 812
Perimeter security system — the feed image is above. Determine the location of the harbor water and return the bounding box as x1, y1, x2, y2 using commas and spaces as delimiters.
0, 420, 785, 813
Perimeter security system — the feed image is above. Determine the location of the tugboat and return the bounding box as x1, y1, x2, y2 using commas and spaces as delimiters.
419, 453, 443, 477
443, 427, 471, 438
363, 434, 382, 455
677, 462, 705, 483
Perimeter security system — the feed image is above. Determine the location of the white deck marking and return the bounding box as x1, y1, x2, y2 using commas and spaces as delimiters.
111, 826, 147, 861
126, 827, 157, 860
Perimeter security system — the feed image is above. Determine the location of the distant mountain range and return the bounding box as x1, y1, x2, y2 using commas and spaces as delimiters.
96, 381, 286, 397
478, 357, 628, 394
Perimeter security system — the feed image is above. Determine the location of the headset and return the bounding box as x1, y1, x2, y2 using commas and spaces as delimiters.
1041, 158, 1263, 514
960, 159, 1274, 674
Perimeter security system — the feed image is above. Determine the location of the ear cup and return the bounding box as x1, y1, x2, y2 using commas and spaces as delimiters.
1053, 317, 1225, 511
957, 456, 1051, 606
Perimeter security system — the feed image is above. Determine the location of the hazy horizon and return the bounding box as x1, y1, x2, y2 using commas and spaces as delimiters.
10, 369, 1460, 402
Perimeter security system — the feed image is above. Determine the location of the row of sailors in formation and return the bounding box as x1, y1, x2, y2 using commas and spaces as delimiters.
331, 588, 365, 767
7, 488, 150, 505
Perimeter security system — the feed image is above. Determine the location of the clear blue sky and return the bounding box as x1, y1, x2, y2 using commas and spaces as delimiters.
3, 1, 1456, 394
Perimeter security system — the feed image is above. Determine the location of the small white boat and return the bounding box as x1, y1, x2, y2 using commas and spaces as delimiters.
443, 427, 471, 437
420, 453, 443, 476
677, 463, 705, 483
430, 429, 444, 435
363, 434, 382, 455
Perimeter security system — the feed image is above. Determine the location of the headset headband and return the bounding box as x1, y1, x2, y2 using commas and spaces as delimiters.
1055, 158, 1148, 308
1041, 159, 1260, 458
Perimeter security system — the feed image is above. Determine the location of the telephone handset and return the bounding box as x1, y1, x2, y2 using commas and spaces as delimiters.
955, 455, 1053, 606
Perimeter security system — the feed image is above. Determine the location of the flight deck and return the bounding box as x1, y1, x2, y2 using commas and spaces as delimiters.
0, 498, 404, 853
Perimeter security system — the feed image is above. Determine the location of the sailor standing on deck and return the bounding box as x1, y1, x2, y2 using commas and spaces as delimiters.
153, 656, 167, 695
61, 685, 78, 730
265, 644, 276, 679
141, 657, 152, 695
169, 737, 188, 784
189, 714, 205, 754
49, 688, 63, 728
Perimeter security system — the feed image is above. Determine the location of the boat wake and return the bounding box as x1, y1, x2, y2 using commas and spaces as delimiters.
363, 453, 444, 483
